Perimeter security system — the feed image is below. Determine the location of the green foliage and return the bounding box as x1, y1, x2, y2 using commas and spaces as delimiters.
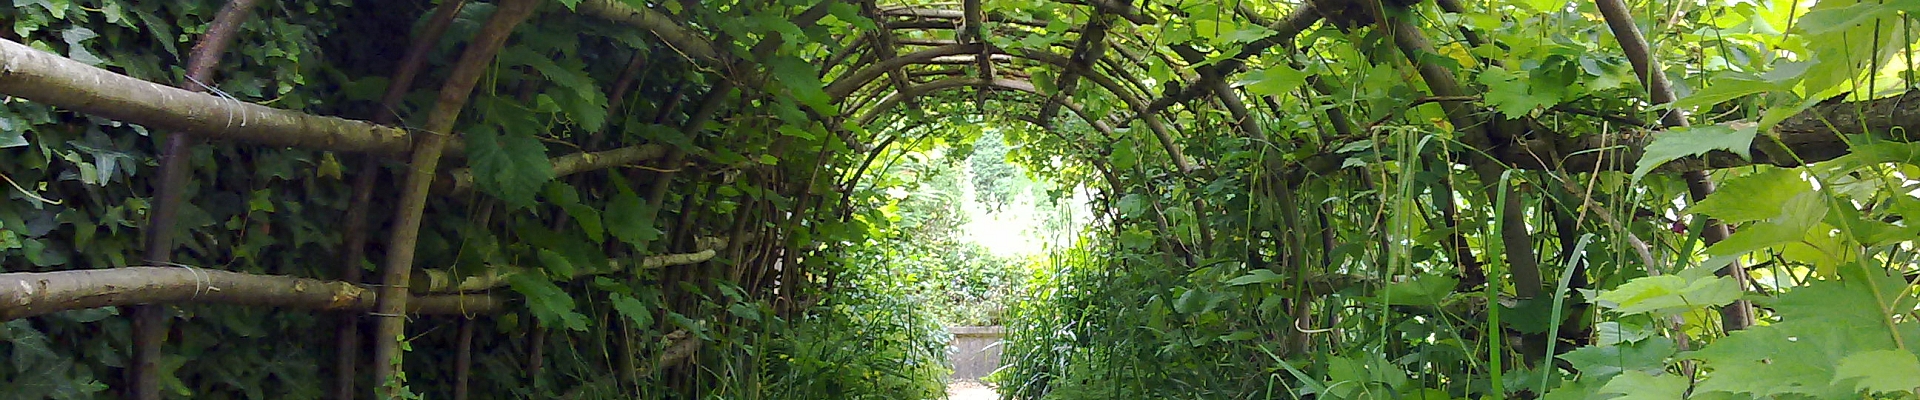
759, 274, 951, 400
1684, 264, 1920, 398
466, 125, 555, 209
603, 181, 661, 249
1237, 65, 1309, 97
967, 129, 1022, 212
857, 148, 1025, 326
1478, 67, 1561, 119
766, 55, 836, 117
1593, 273, 1740, 317
508, 272, 591, 331
1631, 124, 1758, 182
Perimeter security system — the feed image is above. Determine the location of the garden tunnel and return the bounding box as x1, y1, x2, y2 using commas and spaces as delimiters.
3, 0, 1920, 398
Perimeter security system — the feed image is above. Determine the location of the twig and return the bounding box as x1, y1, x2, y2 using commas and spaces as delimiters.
0, 171, 59, 204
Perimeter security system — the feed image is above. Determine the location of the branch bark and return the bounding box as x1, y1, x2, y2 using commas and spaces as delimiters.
412, 237, 733, 293
0, 38, 414, 154
1035, 11, 1111, 128
1503, 90, 1920, 173
452, 317, 476, 400
0, 267, 500, 321
637, 329, 700, 376
863, 0, 924, 111
575, 0, 721, 64
1142, 4, 1322, 116
133, 1, 259, 398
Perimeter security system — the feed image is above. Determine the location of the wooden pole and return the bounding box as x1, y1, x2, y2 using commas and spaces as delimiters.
333, 2, 469, 398
130, 1, 260, 398
369, 1, 539, 397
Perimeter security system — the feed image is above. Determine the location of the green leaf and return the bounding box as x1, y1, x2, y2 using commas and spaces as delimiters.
1375, 273, 1456, 306
1539, 377, 1602, 400
1236, 65, 1308, 97
777, 124, 818, 141
1325, 353, 1409, 393
1501, 297, 1573, 334
1558, 337, 1676, 382
546, 183, 606, 243
766, 55, 836, 117
1669, 78, 1776, 111
247, 189, 276, 213
604, 182, 661, 249
1593, 275, 1740, 317
1820, 140, 1920, 173
501, 46, 607, 130
1478, 67, 1561, 118
1173, 288, 1211, 314
1226, 270, 1286, 286
1686, 274, 1916, 398
507, 273, 589, 331
1116, 193, 1149, 217
565, 204, 605, 243
1833, 349, 1920, 393
0, 112, 26, 148
1703, 191, 1826, 260
1689, 167, 1811, 224
745, 11, 804, 42
1686, 326, 1842, 397
1220, 25, 1275, 44
1219, 330, 1259, 341
466, 125, 555, 209
609, 293, 654, 327
827, 2, 876, 31
60, 27, 104, 66
1118, 229, 1154, 250
1631, 123, 1759, 182
537, 249, 575, 278
1578, 54, 1636, 92
1597, 370, 1689, 400
1796, 2, 1911, 36
728, 303, 762, 323
1515, 0, 1564, 12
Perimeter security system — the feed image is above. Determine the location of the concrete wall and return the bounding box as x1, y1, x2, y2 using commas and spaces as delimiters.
947, 326, 1004, 381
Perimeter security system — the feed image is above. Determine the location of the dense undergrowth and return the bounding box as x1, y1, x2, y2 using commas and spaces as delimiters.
996, 134, 1920, 399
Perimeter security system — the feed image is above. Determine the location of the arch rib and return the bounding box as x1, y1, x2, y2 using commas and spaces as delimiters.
855, 77, 1180, 172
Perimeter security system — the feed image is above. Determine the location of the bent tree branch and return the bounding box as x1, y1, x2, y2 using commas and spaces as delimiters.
11, 28, 1912, 183
369, 0, 539, 394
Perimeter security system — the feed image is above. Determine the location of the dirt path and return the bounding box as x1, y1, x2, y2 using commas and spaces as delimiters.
945, 380, 998, 400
